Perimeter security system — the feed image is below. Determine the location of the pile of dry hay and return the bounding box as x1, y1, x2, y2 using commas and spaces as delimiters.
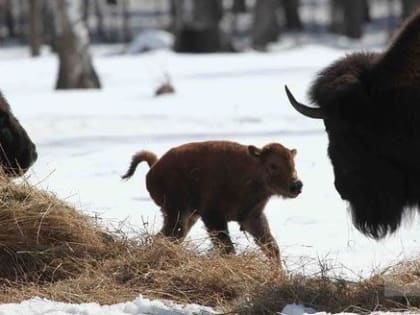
0, 176, 284, 307
0, 175, 108, 282
0, 175, 420, 314
238, 269, 420, 314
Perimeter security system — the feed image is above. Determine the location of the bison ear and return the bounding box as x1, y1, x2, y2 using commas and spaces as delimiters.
248, 145, 262, 157
290, 149, 297, 157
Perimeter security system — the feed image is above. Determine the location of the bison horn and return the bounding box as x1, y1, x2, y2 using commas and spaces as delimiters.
285, 85, 324, 119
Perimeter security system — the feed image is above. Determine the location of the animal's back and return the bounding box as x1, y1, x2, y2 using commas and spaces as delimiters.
145, 141, 258, 208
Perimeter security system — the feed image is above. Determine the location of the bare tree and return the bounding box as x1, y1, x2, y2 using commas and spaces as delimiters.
0, 0, 21, 43
94, 0, 106, 41
121, 0, 131, 42
252, 0, 280, 50
330, 0, 364, 39
51, 0, 101, 89
173, 0, 226, 53
232, 0, 247, 13
362, 0, 371, 22
5, 0, 16, 39
342, 0, 364, 38
82, 0, 90, 23
29, 0, 43, 56
281, 0, 302, 31
230, 0, 247, 40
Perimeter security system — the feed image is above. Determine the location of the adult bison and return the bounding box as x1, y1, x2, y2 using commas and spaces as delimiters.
285, 10, 420, 239
122, 141, 302, 262
0, 92, 37, 177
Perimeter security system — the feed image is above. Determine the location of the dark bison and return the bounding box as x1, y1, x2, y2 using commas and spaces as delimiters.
285, 10, 420, 239
0, 92, 37, 176
122, 141, 302, 261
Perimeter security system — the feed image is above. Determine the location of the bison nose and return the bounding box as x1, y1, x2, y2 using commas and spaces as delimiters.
289, 180, 303, 194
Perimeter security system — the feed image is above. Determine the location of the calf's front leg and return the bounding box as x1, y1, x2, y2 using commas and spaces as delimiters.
240, 213, 280, 263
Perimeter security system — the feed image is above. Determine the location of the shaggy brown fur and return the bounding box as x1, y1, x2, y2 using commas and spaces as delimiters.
286, 9, 420, 239
121, 151, 157, 179
0, 92, 37, 176
122, 141, 302, 262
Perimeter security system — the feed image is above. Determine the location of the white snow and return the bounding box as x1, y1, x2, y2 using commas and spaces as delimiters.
0, 41, 419, 313
0, 295, 215, 315
280, 304, 418, 315
125, 29, 174, 54
282, 303, 317, 315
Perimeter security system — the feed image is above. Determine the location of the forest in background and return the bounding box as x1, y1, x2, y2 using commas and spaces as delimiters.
0, 0, 418, 90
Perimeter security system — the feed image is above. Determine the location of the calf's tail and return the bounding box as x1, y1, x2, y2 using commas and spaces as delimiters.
121, 150, 158, 180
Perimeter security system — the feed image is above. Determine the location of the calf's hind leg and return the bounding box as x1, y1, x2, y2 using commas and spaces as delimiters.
159, 208, 198, 240
201, 210, 235, 254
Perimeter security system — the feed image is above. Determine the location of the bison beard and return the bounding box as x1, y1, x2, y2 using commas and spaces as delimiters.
285, 9, 420, 239
327, 127, 408, 239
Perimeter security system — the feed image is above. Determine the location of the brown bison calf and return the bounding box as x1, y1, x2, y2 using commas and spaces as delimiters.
122, 141, 302, 261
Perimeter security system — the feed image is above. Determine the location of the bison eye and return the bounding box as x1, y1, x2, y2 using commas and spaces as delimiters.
270, 164, 278, 170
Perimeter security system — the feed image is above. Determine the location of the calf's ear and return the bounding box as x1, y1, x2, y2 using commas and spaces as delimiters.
248, 145, 262, 157
290, 149, 297, 157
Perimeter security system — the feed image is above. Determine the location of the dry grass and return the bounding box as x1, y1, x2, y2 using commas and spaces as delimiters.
237, 273, 420, 315
0, 175, 108, 282
0, 175, 420, 314
154, 73, 175, 96
0, 175, 283, 308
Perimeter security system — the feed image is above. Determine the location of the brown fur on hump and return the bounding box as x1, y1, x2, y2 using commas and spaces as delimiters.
0, 92, 11, 112
374, 8, 420, 86
310, 8, 420, 110
309, 52, 376, 113
121, 151, 158, 179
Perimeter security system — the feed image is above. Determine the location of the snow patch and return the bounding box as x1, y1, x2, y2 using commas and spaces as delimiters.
0, 296, 216, 315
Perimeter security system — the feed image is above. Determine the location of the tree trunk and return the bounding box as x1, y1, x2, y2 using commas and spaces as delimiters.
29, 0, 43, 57
173, 0, 225, 53
281, 0, 302, 31
401, 0, 420, 18
362, 0, 371, 22
5, 0, 16, 38
342, 0, 364, 39
121, 0, 131, 42
252, 0, 280, 51
53, 0, 101, 89
94, 0, 106, 42
42, 1, 54, 51
330, 0, 364, 39
232, 0, 247, 13
82, 0, 90, 23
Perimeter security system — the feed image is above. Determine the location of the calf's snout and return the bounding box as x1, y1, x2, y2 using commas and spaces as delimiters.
289, 180, 303, 195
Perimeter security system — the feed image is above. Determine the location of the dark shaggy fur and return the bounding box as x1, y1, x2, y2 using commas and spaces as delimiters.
291, 9, 420, 239
0, 92, 37, 177
122, 141, 302, 262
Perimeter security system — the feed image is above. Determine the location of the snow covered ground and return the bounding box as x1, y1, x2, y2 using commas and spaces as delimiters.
1, 41, 420, 313
0, 296, 216, 315
0, 297, 416, 315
